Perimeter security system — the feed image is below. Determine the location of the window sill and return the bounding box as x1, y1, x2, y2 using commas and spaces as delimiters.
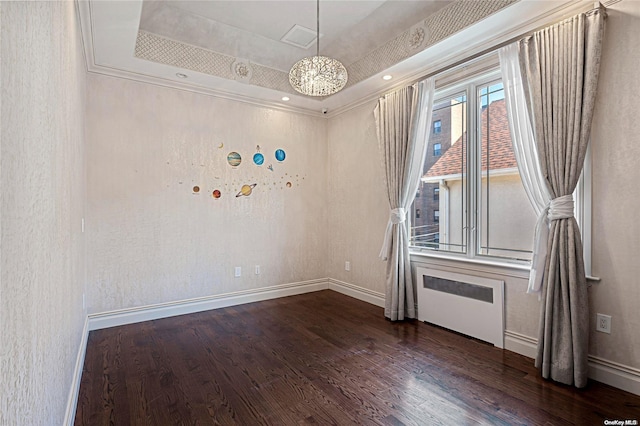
410, 249, 530, 272
410, 249, 601, 282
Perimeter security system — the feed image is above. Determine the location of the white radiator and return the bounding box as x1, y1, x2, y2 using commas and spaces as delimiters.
416, 267, 504, 348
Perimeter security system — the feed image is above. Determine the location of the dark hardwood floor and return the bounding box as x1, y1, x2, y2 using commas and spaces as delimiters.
75, 290, 640, 425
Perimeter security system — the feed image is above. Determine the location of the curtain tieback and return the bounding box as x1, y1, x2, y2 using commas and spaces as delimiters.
527, 194, 575, 296
548, 194, 574, 221
379, 207, 407, 260
389, 207, 407, 224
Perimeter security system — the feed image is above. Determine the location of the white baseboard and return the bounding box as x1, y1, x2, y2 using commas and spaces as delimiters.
504, 330, 538, 359
588, 355, 640, 396
75, 280, 640, 407
88, 278, 384, 332
503, 330, 640, 396
64, 315, 90, 426
328, 278, 385, 308
88, 279, 329, 331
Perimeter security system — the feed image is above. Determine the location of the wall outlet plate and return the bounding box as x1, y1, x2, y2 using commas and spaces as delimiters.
234, 266, 241, 277
596, 313, 611, 334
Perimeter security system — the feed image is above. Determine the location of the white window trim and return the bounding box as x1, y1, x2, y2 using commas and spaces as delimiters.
410, 60, 596, 279
575, 143, 598, 281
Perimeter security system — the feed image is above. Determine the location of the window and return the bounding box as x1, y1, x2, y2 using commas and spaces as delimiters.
476, 80, 537, 260
410, 67, 537, 262
433, 120, 442, 134
416, 209, 421, 219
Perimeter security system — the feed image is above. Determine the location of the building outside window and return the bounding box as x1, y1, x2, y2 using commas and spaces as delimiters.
410, 100, 455, 249
410, 58, 592, 279
410, 67, 537, 262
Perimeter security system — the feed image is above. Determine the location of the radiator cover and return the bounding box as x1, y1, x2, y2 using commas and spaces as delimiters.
416, 267, 505, 348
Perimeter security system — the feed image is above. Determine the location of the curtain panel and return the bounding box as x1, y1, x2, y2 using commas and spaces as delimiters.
499, 44, 552, 298
514, 7, 606, 387
374, 78, 435, 321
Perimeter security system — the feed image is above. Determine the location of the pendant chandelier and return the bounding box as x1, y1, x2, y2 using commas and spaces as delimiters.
289, 0, 348, 97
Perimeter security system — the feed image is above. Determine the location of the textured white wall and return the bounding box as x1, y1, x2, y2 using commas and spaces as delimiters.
1, 2, 87, 425
86, 74, 328, 313
327, 101, 387, 294
589, 0, 640, 369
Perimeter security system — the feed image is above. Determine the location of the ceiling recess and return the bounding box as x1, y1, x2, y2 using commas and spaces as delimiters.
280, 24, 319, 49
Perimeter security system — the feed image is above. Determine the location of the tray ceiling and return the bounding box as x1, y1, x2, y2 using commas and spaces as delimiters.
78, 0, 584, 115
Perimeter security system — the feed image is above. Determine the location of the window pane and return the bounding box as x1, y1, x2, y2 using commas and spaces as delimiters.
477, 81, 536, 260
411, 93, 467, 253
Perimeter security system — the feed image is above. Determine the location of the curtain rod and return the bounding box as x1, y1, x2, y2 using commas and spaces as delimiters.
414, 1, 607, 85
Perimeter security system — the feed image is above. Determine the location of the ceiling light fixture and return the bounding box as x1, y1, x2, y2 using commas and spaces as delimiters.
281, 96, 290, 101
176, 73, 188, 78
383, 75, 393, 81
289, 0, 347, 97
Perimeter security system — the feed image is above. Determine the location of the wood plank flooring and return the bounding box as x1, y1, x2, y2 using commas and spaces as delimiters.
75, 290, 640, 425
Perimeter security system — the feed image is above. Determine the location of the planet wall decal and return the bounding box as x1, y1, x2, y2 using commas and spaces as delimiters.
193, 186, 200, 193
212, 189, 221, 199
253, 153, 264, 165
235, 183, 257, 197
227, 152, 242, 167
275, 149, 286, 162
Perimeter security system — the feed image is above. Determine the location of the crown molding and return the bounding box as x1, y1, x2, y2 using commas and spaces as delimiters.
78, 0, 602, 118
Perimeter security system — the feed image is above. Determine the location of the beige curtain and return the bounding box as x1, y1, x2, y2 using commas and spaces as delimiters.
518, 7, 605, 387
374, 78, 435, 321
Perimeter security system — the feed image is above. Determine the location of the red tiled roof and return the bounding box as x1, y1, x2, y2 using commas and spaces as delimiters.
424, 99, 517, 179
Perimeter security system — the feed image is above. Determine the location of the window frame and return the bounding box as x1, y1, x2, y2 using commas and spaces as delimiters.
409, 61, 593, 273
433, 120, 442, 134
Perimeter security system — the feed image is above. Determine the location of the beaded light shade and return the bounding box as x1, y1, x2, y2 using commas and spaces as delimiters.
289, 55, 347, 96
289, 0, 348, 97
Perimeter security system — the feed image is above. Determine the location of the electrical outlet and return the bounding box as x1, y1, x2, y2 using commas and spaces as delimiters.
255, 265, 260, 275
234, 266, 241, 277
596, 313, 611, 334
345, 261, 351, 271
